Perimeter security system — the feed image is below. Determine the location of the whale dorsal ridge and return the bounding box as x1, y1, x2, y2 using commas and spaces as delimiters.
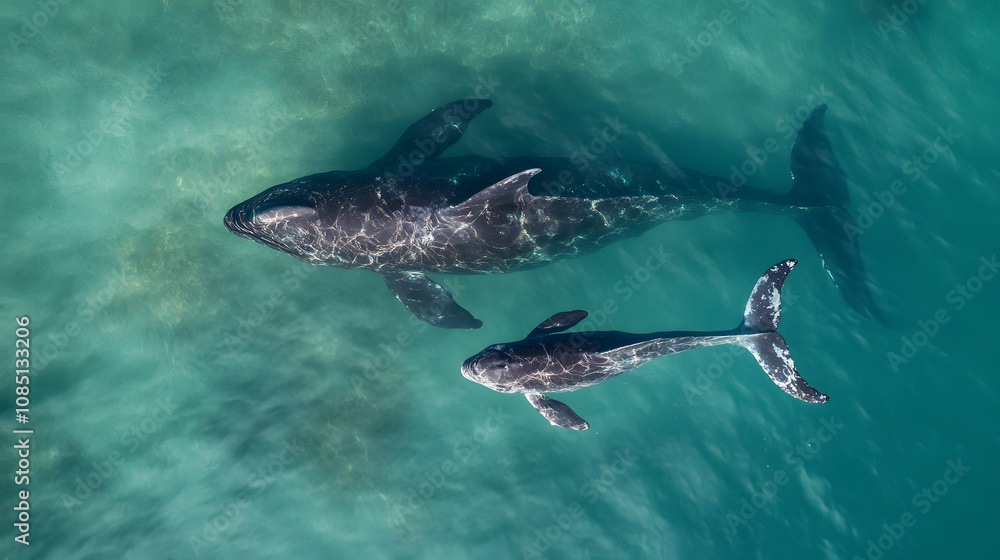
442, 169, 541, 220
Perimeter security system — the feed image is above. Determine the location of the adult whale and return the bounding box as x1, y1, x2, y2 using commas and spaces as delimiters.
224, 99, 879, 328
461, 259, 826, 430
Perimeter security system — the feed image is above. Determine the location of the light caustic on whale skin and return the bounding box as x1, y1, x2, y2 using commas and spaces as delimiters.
224, 99, 881, 329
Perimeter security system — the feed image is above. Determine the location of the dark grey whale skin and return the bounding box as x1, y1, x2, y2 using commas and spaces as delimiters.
461, 260, 828, 430
224, 99, 879, 328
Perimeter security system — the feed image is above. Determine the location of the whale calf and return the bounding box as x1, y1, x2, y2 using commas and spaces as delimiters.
224, 99, 879, 328
461, 259, 827, 430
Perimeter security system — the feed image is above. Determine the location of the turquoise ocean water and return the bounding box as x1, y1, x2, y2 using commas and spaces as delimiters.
2, 1, 998, 558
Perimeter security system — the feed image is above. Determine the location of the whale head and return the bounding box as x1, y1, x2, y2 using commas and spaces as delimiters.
224, 182, 325, 260
461, 345, 534, 393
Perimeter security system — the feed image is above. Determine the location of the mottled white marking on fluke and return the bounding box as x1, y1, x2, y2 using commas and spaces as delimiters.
743, 259, 795, 332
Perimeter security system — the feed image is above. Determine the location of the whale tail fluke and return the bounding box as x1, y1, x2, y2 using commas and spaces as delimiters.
737, 259, 829, 404
788, 105, 883, 322
789, 105, 849, 208
792, 207, 884, 322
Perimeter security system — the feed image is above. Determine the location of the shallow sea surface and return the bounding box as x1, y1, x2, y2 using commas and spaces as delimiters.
2, 1, 998, 559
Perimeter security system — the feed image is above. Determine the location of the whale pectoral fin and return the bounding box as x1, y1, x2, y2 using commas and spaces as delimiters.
527, 310, 588, 338
381, 272, 482, 329
525, 393, 590, 430
368, 99, 493, 170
